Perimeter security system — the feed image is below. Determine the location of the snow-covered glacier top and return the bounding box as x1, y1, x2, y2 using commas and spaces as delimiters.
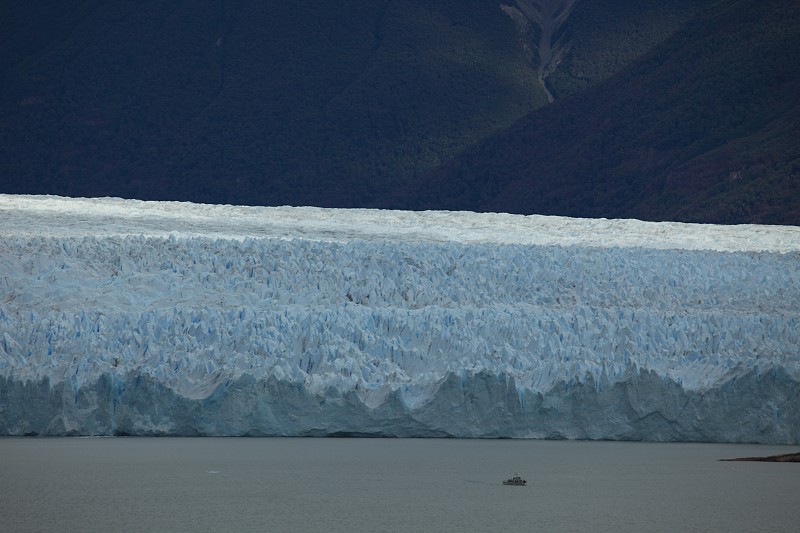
1, 195, 799, 432
2, 194, 799, 252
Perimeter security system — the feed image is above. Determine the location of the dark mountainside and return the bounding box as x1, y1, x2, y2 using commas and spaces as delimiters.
400, 0, 800, 224
1, 0, 546, 206
1, 0, 797, 224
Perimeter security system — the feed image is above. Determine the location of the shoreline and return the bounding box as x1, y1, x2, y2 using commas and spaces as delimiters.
720, 452, 800, 462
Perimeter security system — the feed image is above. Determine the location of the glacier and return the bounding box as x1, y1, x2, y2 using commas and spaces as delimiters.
1, 194, 799, 442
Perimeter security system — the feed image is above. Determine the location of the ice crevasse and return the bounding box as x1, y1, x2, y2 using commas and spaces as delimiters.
1, 195, 799, 442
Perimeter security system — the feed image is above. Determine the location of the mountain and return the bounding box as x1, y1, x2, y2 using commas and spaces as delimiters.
400, 0, 800, 224
2, 196, 799, 441
1, 0, 740, 218
497, 0, 717, 101
0, 0, 545, 206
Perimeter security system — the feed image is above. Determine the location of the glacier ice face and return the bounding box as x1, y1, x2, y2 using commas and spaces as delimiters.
1, 195, 799, 442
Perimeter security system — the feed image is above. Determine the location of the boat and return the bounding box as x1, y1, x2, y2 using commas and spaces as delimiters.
502, 474, 527, 486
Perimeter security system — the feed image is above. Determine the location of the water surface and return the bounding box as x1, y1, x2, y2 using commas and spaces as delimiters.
1, 438, 797, 532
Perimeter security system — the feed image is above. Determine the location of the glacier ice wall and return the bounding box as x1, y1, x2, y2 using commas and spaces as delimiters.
1, 196, 799, 442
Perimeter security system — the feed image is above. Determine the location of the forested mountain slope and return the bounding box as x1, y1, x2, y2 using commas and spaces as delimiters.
0, 0, 724, 214
1, 0, 545, 206
400, 0, 800, 224
2, 1, 795, 224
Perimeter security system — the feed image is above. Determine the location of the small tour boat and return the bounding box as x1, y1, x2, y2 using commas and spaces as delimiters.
503, 474, 527, 486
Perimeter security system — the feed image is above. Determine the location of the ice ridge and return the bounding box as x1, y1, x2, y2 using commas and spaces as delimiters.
0, 196, 799, 441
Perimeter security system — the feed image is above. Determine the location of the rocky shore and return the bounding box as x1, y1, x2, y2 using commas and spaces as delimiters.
720, 453, 800, 462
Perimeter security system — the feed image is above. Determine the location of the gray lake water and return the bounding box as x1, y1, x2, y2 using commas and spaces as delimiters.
1, 438, 798, 532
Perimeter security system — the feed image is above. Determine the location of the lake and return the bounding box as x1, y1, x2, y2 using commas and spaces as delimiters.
1, 438, 798, 532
